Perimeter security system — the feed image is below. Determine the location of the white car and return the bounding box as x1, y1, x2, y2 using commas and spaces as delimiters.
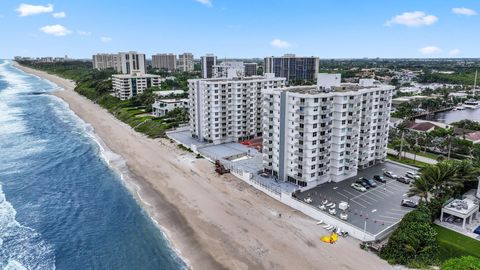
384, 171, 398, 179
351, 183, 367, 192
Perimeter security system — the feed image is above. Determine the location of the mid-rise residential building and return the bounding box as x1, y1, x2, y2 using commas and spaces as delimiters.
189, 73, 286, 144
262, 74, 394, 188
92, 53, 120, 71
152, 53, 177, 71
201, 54, 217, 78
177, 53, 194, 72
152, 99, 189, 117
112, 73, 163, 100
154, 89, 186, 97
244, 63, 258, 77
118, 51, 146, 75
264, 54, 319, 82
212, 61, 245, 78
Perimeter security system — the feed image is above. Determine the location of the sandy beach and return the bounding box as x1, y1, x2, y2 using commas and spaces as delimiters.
12, 61, 394, 270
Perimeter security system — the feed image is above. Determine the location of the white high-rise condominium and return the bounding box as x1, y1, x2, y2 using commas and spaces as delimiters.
201, 54, 217, 78
152, 53, 177, 71
178, 53, 194, 72
262, 74, 394, 188
92, 53, 119, 71
189, 73, 286, 144
118, 51, 146, 75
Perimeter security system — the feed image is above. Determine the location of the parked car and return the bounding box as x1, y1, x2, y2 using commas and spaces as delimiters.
360, 177, 377, 188
351, 183, 367, 192
355, 180, 370, 189
373, 175, 386, 183
401, 199, 417, 208
396, 177, 410, 184
383, 171, 398, 179
405, 171, 420, 180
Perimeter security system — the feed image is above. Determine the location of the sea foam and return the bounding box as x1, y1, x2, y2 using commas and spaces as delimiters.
0, 185, 55, 270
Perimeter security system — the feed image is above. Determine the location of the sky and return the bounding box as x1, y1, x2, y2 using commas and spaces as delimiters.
0, 0, 479, 59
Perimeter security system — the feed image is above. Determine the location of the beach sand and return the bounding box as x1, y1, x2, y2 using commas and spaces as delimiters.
13, 62, 394, 270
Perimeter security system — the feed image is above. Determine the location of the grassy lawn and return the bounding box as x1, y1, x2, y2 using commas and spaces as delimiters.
387, 154, 430, 169
434, 224, 480, 261
415, 151, 441, 160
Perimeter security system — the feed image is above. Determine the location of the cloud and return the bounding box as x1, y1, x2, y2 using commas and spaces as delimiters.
270, 39, 291, 49
52, 12, 66, 18
419, 46, 442, 55
385, 11, 438, 27
40, 24, 72, 36
100, 36, 112, 43
448, 49, 461, 57
16, 3, 53, 17
77, 30, 91, 36
195, 0, 212, 7
452, 8, 477, 16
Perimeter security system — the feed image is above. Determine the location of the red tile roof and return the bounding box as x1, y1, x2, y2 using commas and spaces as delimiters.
465, 131, 480, 142
405, 121, 438, 132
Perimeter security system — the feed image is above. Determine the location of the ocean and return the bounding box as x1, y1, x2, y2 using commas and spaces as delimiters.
0, 60, 185, 270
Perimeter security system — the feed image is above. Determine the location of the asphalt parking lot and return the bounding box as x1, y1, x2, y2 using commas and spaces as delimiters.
296, 162, 419, 236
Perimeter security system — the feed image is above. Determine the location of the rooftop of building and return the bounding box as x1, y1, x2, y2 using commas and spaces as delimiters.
112, 73, 161, 78
274, 83, 393, 95
189, 73, 283, 83
265, 54, 319, 59
405, 121, 439, 132
154, 98, 189, 104
466, 131, 480, 142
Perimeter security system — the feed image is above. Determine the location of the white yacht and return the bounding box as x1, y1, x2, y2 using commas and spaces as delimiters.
464, 99, 480, 109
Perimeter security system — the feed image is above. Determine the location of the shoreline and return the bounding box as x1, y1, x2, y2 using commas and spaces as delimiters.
11, 61, 224, 269
12, 61, 395, 270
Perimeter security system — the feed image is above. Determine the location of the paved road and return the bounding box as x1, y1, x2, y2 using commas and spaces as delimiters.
387, 148, 438, 165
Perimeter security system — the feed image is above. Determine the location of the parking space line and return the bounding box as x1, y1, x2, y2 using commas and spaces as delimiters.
342, 189, 361, 197
359, 193, 379, 202
390, 209, 410, 213
345, 199, 367, 208
390, 182, 408, 189
374, 219, 395, 224
384, 212, 405, 216
352, 197, 373, 205
380, 186, 395, 194
367, 191, 387, 200
379, 215, 400, 220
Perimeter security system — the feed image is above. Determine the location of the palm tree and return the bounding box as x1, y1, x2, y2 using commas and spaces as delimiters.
408, 175, 434, 202
398, 124, 407, 159
416, 162, 457, 199
412, 144, 421, 163
451, 160, 480, 183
